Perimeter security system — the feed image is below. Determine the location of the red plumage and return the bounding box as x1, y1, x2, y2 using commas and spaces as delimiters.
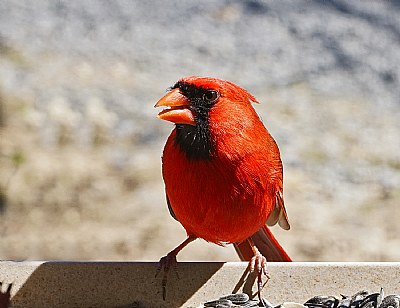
155, 76, 291, 299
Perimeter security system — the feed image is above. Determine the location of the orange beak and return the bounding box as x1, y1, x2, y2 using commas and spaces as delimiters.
154, 88, 196, 126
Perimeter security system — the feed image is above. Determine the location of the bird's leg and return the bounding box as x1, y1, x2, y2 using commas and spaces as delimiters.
156, 235, 197, 300
247, 238, 270, 303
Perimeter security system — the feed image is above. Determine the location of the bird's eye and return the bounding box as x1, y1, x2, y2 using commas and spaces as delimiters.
203, 90, 219, 103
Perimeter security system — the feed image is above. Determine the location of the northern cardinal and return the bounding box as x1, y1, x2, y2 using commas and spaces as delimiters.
155, 76, 291, 299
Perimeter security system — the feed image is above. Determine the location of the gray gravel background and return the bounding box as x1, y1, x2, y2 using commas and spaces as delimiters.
0, 1, 399, 261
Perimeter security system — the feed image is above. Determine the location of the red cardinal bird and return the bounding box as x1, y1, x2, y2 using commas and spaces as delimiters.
155, 76, 291, 299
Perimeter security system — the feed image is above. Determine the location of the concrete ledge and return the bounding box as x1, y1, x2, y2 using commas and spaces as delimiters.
0, 262, 399, 307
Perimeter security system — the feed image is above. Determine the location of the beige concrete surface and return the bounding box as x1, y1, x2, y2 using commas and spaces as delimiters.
0, 262, 399, 308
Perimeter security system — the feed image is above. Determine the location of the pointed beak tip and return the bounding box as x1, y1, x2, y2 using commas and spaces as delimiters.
154, 88, 195, 125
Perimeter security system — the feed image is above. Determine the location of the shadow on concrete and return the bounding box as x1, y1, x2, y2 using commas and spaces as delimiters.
0, 282, 11, 308
11, 261, 225, 307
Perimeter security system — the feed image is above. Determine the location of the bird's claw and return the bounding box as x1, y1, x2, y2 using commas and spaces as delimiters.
250, 252, 269, 277
156, 252, 179, 300
249, 253, 270, 303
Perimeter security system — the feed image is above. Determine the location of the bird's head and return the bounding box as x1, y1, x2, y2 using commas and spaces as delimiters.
155, 76, 258, 126
155, 76, 259, 160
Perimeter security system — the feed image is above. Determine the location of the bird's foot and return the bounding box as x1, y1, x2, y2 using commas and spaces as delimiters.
155, 252, 179, 300
249, 252, 270, 304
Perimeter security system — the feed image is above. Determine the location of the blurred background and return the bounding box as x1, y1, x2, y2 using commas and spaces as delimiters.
0, 1, 399, 262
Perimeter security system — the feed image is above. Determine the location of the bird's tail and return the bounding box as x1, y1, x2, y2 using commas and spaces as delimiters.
233, 225, 292, 262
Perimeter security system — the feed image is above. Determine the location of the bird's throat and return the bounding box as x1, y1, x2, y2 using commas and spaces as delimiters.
174, 123, 214, 160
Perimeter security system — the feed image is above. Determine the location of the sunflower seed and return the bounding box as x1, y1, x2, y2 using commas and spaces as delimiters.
240, 299, 260, 307
352, 291, 370, 304
216, 304, 232, 308
200, 289, 398, 308
305, 295, 339, 308
338, 297, 352, 308
220, 293, 250, 304
204, 299, 232, 307
379, 295, 400, 308
281, 302, 307, 308
359, 292, 383, 308
258, 298, 275, 308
